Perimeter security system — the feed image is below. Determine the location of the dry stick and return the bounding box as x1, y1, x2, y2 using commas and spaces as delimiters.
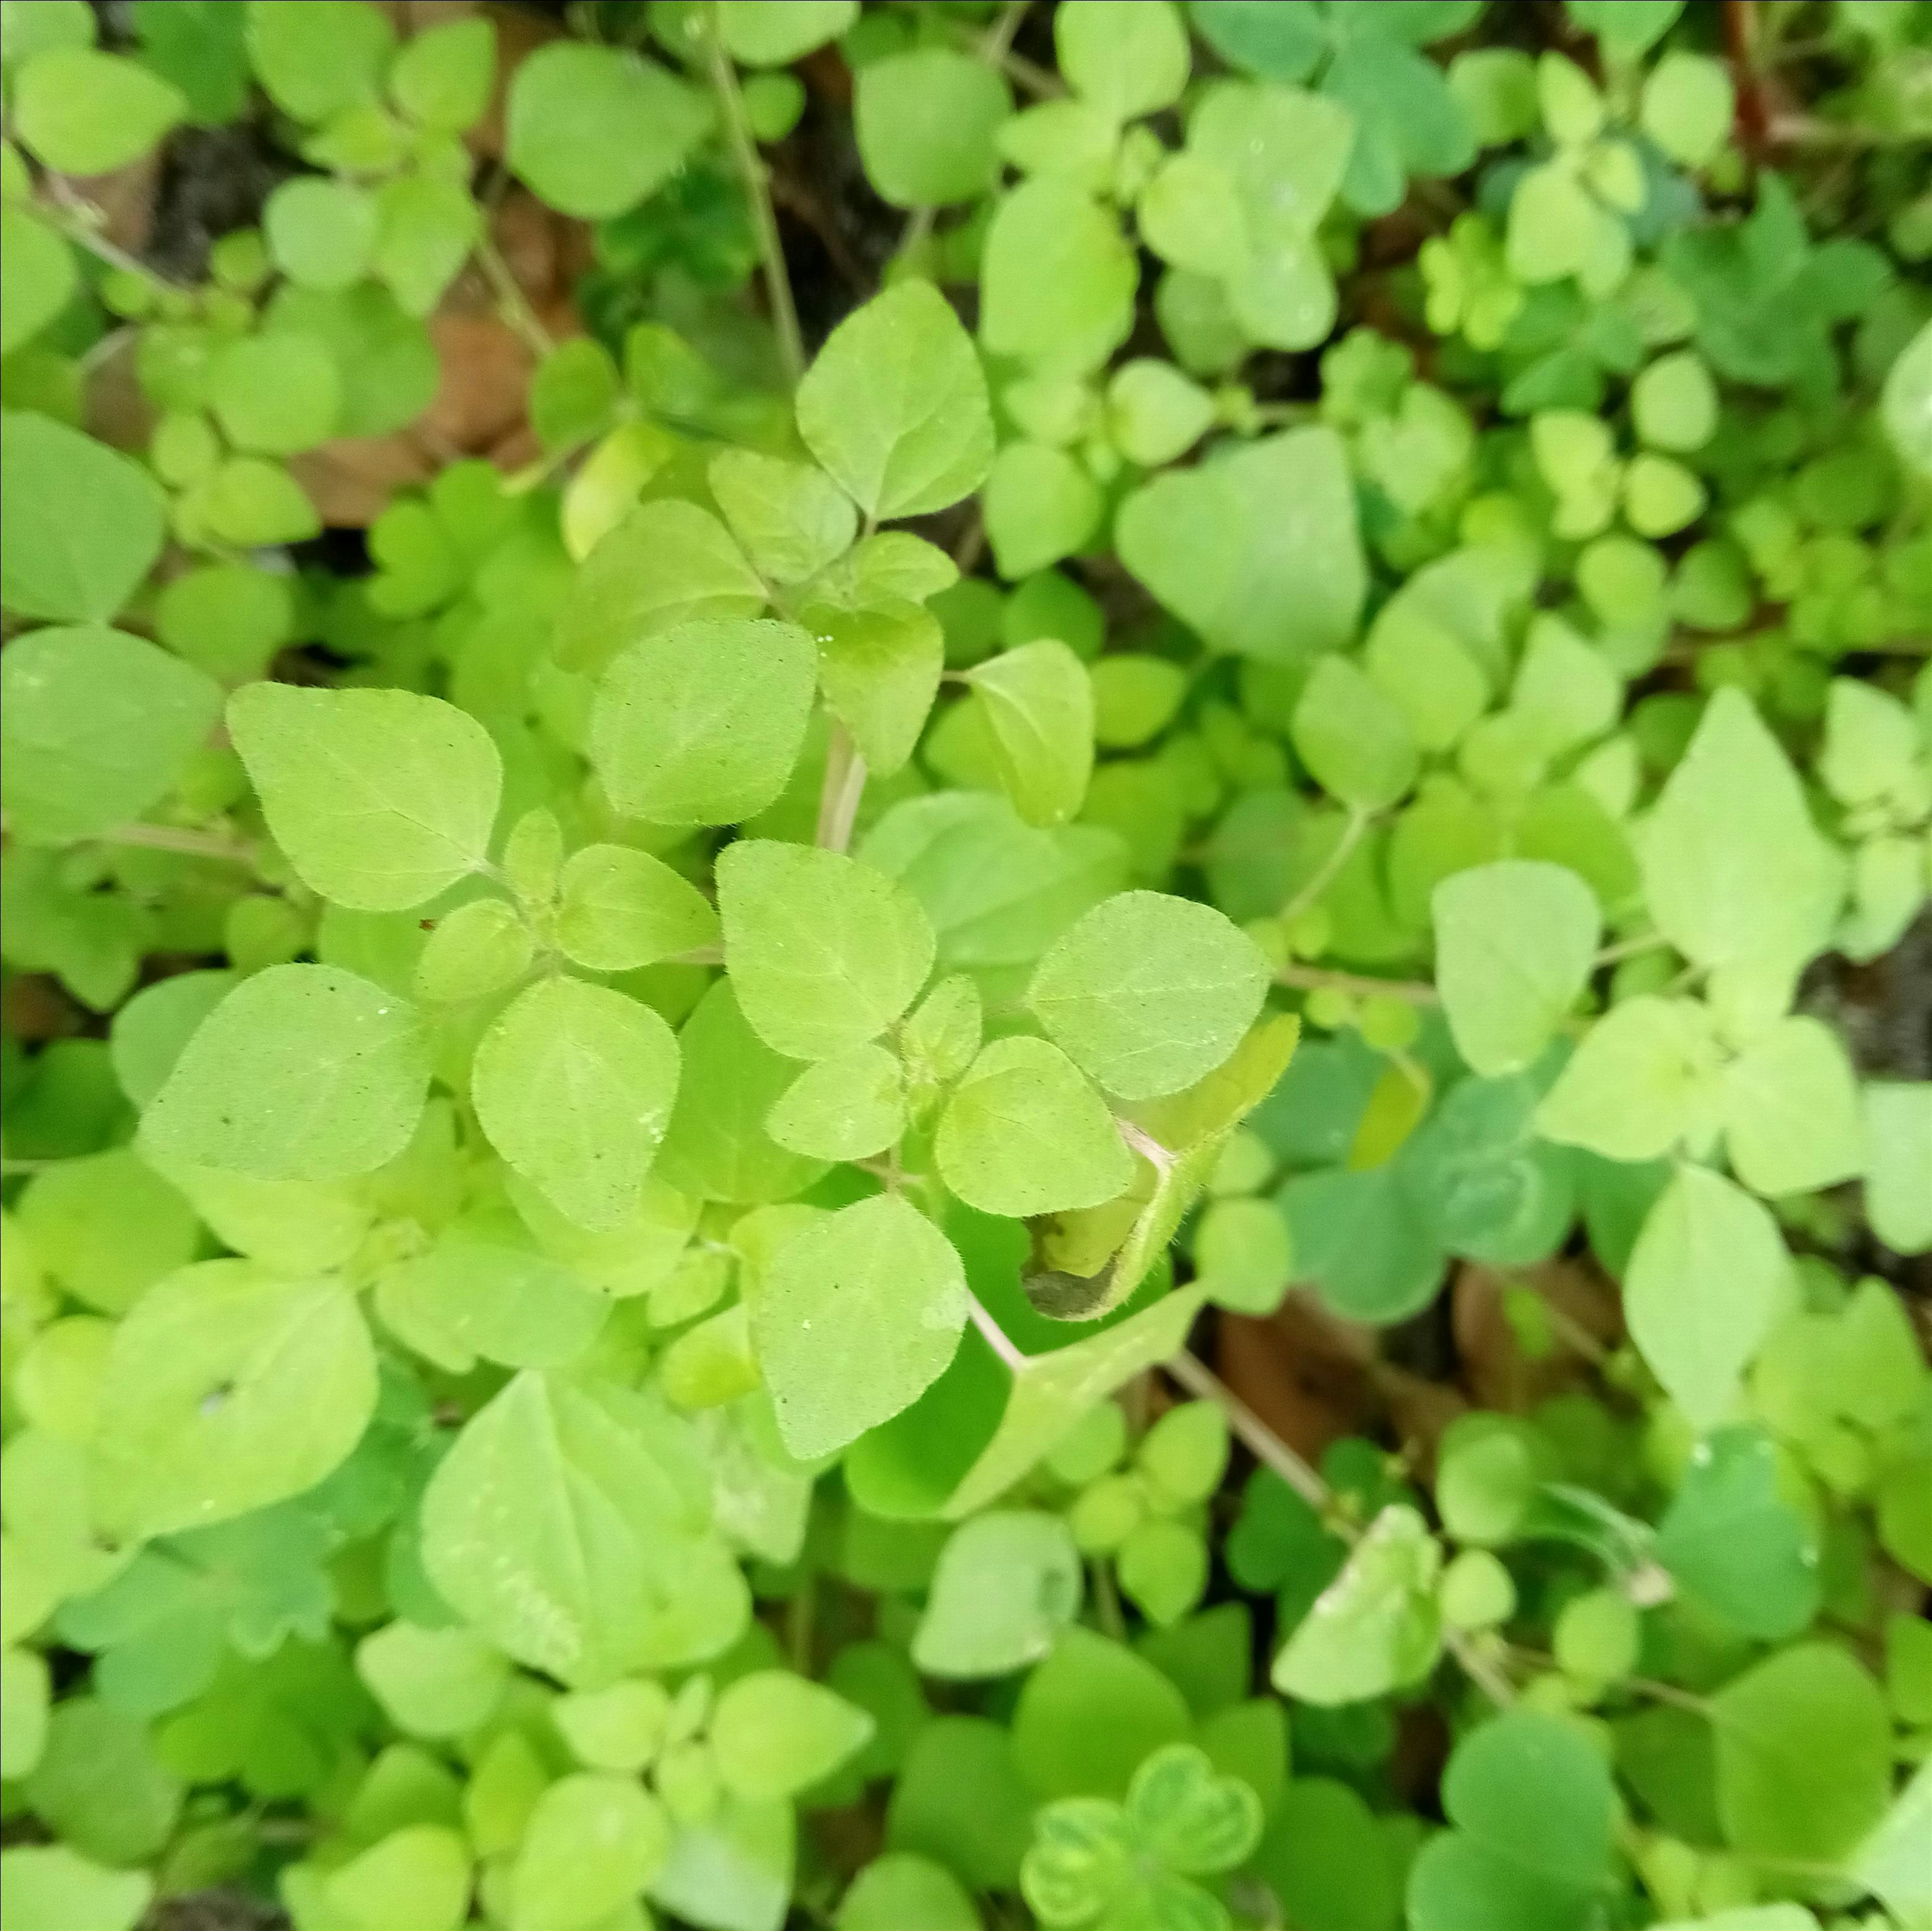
706, 2, 805, 383
1164, 1349, 1518, 1708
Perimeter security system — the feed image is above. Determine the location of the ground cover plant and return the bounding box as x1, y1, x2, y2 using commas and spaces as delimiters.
1, 1, 1930, 1927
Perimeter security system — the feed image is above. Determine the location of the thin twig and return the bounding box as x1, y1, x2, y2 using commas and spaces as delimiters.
1278, 809, 1371, 928
937, 6, 1061, 98
1275, 964, 1440, 1006
1166, 1349, 1517, 1706
966, 1289, 1029, 1373
39, 178, 191, 295
473, 228, 555, 360
705, 2, 804, 382
815, 723, 867, 853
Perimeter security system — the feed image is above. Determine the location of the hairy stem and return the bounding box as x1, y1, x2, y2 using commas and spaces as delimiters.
706, 4, 805, 382
815, 724, 868, 853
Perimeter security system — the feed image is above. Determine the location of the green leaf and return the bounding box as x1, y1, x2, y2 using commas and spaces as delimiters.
1407, 1710, 1616, 1931
1271, 1503, 1442, 1705
1252, 1779, 1402, 1931
553, 1678, 672, 1773
709, 450, 856, 585
935, 1035, 1133, 1217
1117, 430, 1366, 662
657, 981, 830, 1205
375, 1232, 609, 1375
246, 0, 393, 120
373, 174, 479, 317
511, 1773, 670, 1931
753, 1191, 968, 1459
1127, 1742, 1263, 1875
1013, 1627, 1193, 1801
712, 1670, 874, 1800
207, 327, 343, 454
1056, 0, 1188, 119
17, 1146, 197, 1315
1719, 1016, 1865, 1198
795, 280, 994, 521
0, 207, 77, 356
981, 176, 1138, 374
1535, 995, 1720, 1162
389, 15, 495, 131
0, 413, 166, 623
555, 843, 719, 973
913, 1511, 1083, 1678
1881, 317, 1932, 480
1850, 1757, 1932, 1931
1106, 361, 1217, 469
1624, 1164, 1794, 1430
1655, 1426, 1820, 1640
810, 596, 945, 779
591, 618, 818, 827
263, 178, 377, 292
13, 46, 183, 172
229, 683, 501, 912
0, 1847, 151, 1931
471, 975, 681, 1232
838, 1855, 978, 1931
649, 1797, 795, 1931
1865, 1081, 1932, 1255
415, 897, 535, 1004
557, 502, 767, 677
966, 640, 1096, 827
856, 48, 1011, 209
1433, 862, 1601, 1077
1637, 689, 1843, 973
506, 42, 712, 219
1, 626, 221, 847
422, 1372, 748, 1685
1028, 891, 1270, 1101
355, 1622, 509, 1740
1291, 656, 1419, 812
1640, 52, 1735, 169
22, 1695, 181, 1867
766, 1045, 906, 1161
326, 1826, 470, 1931
717, 0, 857, 64
983, 443, 1104, 581
90, 1260, 377, 1540
142, 964, 431, 1181
1711, 1644, 1891, 1862
719, 840, 935, 1062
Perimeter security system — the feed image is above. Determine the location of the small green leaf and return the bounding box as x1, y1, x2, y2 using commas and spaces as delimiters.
1, 413, 166, 624
13, 47, 183, 173
511, 1773, 671, 1931
981, 176, 1138, 374
718, 840, 935, 1062
837, 1855, 979, 1931
912, 1512, 1083, 1678
1624, 1164, 1794, 1430
1536, 995, 1720, 1162
263, 178, 377, 293
717, 0, 857, 64
856, 48, 1011, 209
1, 627, 221, 847
0, 1847, 152, 1931
389, 15, 495, 131
230, 683, 501, 912
1711, 1644, 1891, 1862
766, 1045, 906, 1162
355, 1623, 509, 1740
753, 1191, 968, 1459
246, 0, 394, 121
0, 208, 77, 356
1028, 891, 1270, 1100
472, 975, 680, 1232
1271, 1503, 1442, 1705
1656, 1426, 1819, 1640
967, 640, 1096, 828
1125, 1742, 1263, 1876
90, 1260, 377, 1540
557, 501, 767, 677
591, 618, 818, 827
709, 449, 857, 585
935, 1035, 1133, 1217
1640, 51, 1735, 168
555, 843, 720, 973
142, 964, 431, 1181
1637, 689, 1843, 974
712, 1670, 874, 1801
811, 597, 945, 779
375, 1232, 609, 1376
1719, 1016, 1865, 1198
1433, 861, 1601, 1076
414, 897, 534, 1004
422, 1372, 747, 1684
795, 280, 994, 521
1056, 0, 1189, 119
1865, 1081, 1932, 1255
506, 42, 712, 219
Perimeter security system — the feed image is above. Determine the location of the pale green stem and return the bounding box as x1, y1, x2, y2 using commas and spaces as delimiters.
704, 4, 805, 383
1277, 808, 1371, 928
1275, 963, 1440, 1006
473, 227, 554, 360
